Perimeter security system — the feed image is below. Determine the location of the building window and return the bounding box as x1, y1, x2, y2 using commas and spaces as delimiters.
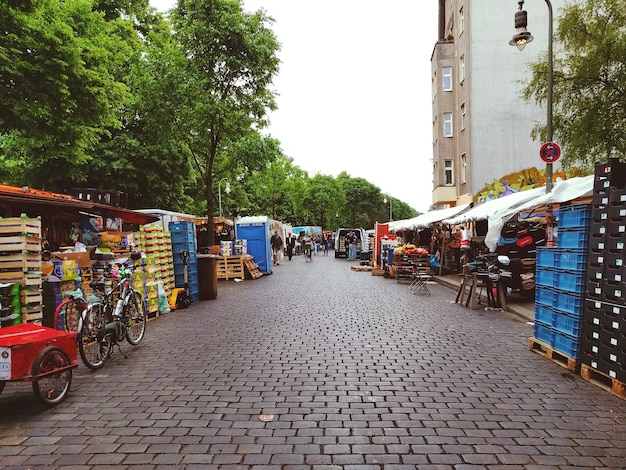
460, 103, 466, 130
443, 112, 453, 137
459, 7, 464, 35
461, 154, 467, 184
459, 55, 465, 83
442, 66, 452, 92
444, 160, 453, 186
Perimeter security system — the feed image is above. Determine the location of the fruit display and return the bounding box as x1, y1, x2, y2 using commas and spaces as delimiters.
393, 244, 429, 255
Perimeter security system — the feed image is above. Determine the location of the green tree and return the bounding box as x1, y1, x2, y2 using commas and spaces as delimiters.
336, 173, 384, 228
522, 0, 626, 170
0, 0, 133, 188
168, 0, 280, 245
301, 174, 344, 229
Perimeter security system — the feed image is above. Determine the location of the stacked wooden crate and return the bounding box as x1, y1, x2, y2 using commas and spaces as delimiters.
0, 216, 43, 324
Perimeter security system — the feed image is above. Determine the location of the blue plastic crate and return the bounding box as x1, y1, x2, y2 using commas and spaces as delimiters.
554, 289, 584, 315
551, 330, 580, 358
169, 221, 195, 233
536, 267, 555, 287
534, 304, 554, 325
171, 231, 195, 244
558, 204, 592, 229
174, 260, 198, 276
536, 247, 556, 268
556, 248, 587, 271
172, 241, 196, 254
533, 321, 552, 343
554, 270, 586, 293
557, 228, 589, 249
551, 311, 583, 337
175, 271, 199, 286
172, 251, 198, 273
535, 285, 555, 306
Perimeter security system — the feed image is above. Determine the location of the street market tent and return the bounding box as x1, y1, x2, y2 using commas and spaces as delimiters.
389, 203, 471, 232
442, 175, 594, 251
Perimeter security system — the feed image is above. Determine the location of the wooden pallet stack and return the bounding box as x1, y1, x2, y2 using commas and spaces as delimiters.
0, 216, 43, 325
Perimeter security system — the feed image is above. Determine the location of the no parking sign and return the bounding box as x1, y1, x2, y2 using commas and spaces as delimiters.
540, 142, 561, 163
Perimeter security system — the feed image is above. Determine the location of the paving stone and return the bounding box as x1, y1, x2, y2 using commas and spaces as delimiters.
1, 256, 626, 468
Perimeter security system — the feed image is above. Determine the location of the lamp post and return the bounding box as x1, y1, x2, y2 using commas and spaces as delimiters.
218, 178, 230, 219
510, 0, 554, 193
383, 194, 393, 222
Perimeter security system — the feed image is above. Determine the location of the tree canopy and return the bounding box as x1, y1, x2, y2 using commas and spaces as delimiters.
522, 0, 626, 171
0, 0, 420, 231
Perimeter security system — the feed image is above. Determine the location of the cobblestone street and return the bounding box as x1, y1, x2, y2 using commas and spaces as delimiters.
1, 253, 626, 469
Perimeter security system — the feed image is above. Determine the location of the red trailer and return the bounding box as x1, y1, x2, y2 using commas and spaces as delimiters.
0, 323, 78, 406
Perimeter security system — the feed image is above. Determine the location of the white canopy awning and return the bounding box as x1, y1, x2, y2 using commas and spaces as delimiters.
442, 176, 594, 251
390, 203, 471, 231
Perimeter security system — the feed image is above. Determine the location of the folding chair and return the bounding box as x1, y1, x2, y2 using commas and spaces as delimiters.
409, 270, 431, 295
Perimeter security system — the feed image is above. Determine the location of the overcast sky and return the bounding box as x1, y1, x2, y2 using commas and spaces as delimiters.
150, 1, 439, 214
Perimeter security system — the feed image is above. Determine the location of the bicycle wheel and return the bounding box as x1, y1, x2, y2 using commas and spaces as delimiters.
78, 302, 111, 370
125, 291, 146, 346
61, 298, 86, 332
32, 347, 72, 407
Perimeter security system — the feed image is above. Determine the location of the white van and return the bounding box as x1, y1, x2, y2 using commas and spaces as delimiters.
334, 228, 369, 259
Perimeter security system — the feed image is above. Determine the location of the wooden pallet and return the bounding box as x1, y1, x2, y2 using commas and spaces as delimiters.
580, 364, 626, 400
244, 257, 262, 279
216, 255, 246, 280
351, 265, 373, 272
528, 337, 580, 372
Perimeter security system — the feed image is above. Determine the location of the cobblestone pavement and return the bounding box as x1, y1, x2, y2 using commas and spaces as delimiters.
1, 253, 626, 469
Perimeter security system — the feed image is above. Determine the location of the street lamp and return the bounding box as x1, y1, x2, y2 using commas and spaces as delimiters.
383, 194, 393, 222
218, 178, 230, 218
510, 0, 554, 193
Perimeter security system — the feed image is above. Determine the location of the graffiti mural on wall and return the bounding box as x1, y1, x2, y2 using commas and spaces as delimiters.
473, 167, 589, 203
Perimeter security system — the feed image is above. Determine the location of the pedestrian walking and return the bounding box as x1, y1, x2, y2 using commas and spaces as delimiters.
270, 230, 283, 265
286, 233, 296, 260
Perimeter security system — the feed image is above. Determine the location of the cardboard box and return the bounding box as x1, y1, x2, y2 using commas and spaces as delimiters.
54, 251, 91, 268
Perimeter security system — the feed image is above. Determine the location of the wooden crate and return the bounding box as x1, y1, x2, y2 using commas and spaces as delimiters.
0, 236, 41, 253
0, 253, 42, 273
0, 216, 41, 237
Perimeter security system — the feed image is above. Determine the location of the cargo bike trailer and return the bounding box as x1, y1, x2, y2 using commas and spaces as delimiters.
0, 317, 79, 407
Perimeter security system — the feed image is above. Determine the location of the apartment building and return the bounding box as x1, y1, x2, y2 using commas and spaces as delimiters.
431, 0, 568, 208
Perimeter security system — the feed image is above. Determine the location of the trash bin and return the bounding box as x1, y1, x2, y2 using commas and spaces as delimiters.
197, 254, 219, 300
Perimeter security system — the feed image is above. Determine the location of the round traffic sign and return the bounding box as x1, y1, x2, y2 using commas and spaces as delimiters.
540, 142, 561, 163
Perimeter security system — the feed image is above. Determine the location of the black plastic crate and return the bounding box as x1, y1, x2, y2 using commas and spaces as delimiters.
605, 251, 625, 270
585, 279, 603, 300
588, 220, 607, 237
609, 187, 626, 204
605, 265, 626, 283
603, 279, 626, 304
592, 189, 609, 208
587, 249, 607, 269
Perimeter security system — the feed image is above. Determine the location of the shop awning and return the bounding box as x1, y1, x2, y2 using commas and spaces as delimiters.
0, 184, 159, 225
443, 186, 547, 226
390, 203, 471, 231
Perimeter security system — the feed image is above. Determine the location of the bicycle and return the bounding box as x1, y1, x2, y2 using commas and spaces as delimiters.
78, 254, 147, 370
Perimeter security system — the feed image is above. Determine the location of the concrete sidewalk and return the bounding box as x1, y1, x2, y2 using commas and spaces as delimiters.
433, 273, 536, 323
